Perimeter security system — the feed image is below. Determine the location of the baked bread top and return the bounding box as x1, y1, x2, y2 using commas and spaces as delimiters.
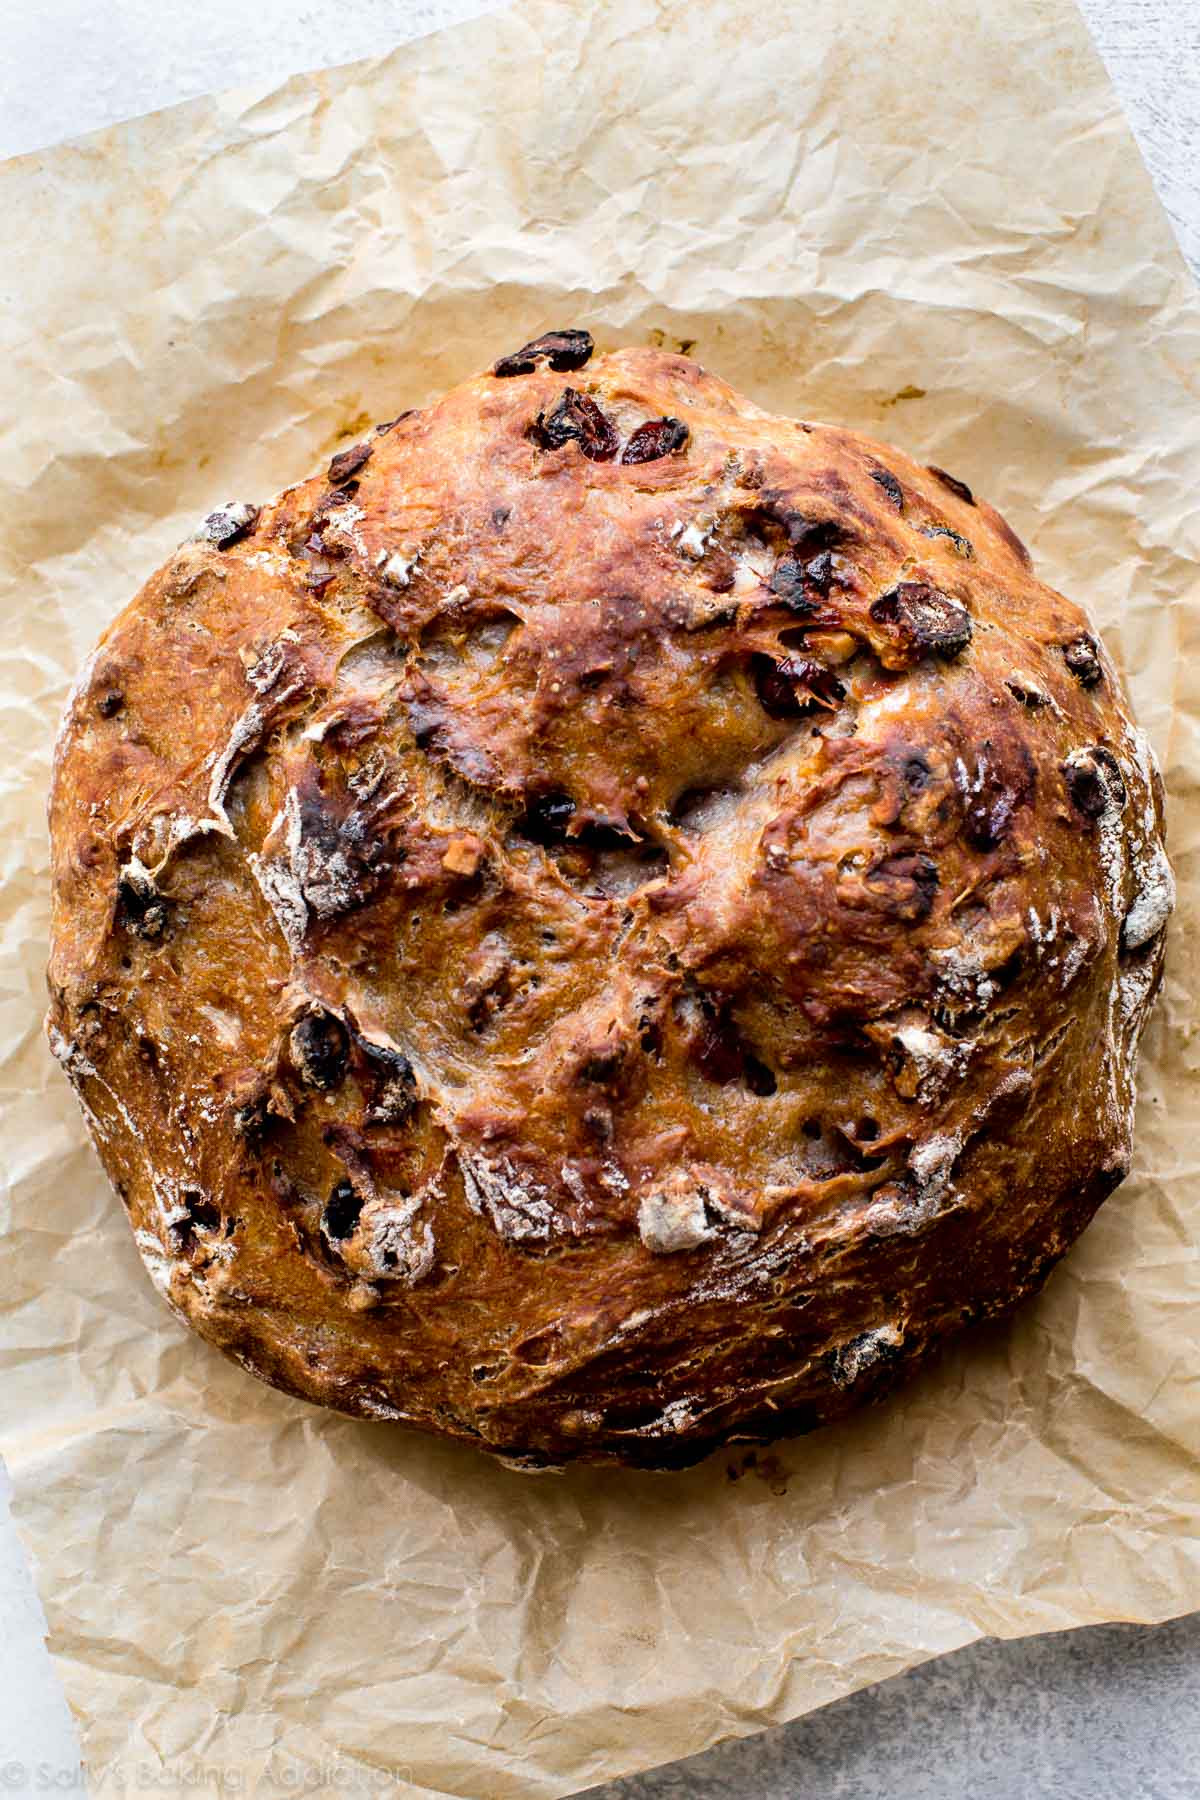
46, 337, 1173, 1468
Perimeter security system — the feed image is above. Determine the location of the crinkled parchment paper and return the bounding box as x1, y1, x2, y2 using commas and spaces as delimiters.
2, 0, 1199, 1792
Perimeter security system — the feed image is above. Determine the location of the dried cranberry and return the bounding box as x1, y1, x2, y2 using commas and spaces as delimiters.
1064, 761, 1106, 819
328, 442, 372, 485
322, 1179, 363, 1241
689, 996, 777, 1094
753, 655, 802, 717
621, 417, 689, 464
517, 790, 576, 844
97, 690, 124, 717
692, 1011, 745, 1086
1062, 634, 1103, 687
753, 654, 844, 717
959, 741, 1036, 850
290, 1010, 349, 1089
863, 852, 939, 921
529, 389, 619, 461
493, 329, 594, 377
870, 468, 904, 510
869, 582, 972, 660
789, 657, 845, 707
928, 465, 975, 505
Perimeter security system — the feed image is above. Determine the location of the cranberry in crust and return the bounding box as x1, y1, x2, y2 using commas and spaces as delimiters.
46, 342, 1173, 1469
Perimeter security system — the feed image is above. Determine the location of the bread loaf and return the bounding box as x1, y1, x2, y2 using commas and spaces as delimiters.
46, 336, 1173, 1468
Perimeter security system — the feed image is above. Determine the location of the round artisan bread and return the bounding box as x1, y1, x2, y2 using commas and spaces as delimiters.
46, 335, 1174, 1469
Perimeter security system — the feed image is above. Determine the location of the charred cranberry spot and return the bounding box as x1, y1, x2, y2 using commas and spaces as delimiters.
869, 582, 972, 661
903, 753, 931, 792
1062, 634, 1103, 687
516, 790, 576, 845
753, 654, 844, 718
863, 852, 939, 921
493, 329, 594, 377
919, 524, 974, 558
97, 689, 124, 718
328, 442, 372, 485
117, 868, 167, 940
791, 658, 844, 708
361, 1042, 416, 1127
769, 506, 846, 557
529, 389, 619, 461
322, 1179, 363, 1242
290, 1010, 349, 1090
928, 465, 975, 506
1005, 675, 1049, 709
768, 558, 817, 614
198, 502, 259, 549
1064, 748, 1125, 820
870, 468, 904, 510
621, 417, 689, 464
1063, 760, 1105, 818
802, 550, 837, 595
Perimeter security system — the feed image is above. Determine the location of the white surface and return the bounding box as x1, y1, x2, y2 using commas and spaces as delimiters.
1, 0, 1196, 1789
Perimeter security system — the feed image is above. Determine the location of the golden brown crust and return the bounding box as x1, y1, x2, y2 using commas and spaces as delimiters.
46, 340, 1173, 1468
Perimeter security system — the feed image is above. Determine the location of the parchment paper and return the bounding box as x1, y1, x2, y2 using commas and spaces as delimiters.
2, 0, 1199, 1793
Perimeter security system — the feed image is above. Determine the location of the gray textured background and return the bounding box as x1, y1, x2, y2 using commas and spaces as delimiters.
1, 2, 1197, 1793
